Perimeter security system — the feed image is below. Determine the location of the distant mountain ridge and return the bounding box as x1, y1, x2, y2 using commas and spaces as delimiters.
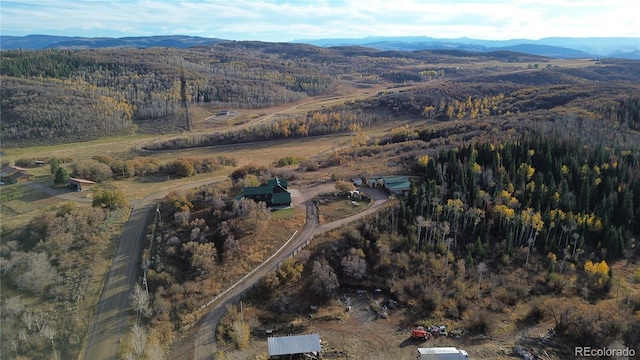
0, 34, 225, 50
296, 36, 640, 59
1, 34, 638, 59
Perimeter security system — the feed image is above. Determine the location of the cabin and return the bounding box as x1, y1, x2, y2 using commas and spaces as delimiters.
242, 178, 291, 209
0, 166, 33, 183
268, 334, 322, 359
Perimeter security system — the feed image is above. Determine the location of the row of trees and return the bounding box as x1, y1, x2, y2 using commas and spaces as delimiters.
142, 108, 392, 150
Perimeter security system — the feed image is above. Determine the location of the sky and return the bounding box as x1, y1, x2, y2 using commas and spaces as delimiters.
1, 0, 638, 42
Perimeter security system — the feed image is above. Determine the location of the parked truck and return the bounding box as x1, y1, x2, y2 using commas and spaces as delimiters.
417, 347, 469, 360
411, 326, 432, 340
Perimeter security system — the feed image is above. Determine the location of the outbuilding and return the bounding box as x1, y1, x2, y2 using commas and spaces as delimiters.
68, 177, 97, 191
382, 176, 410, 195
0, 166, 32, 183
268, 333, 322, 359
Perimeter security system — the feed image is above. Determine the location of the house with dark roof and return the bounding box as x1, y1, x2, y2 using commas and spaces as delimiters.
0, 166, 33, 183
242, 178, 291, 209
267, 333, 322, 359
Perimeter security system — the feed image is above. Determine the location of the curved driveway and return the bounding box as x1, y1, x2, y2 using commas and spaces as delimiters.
188, 185, 389, 360
81, 178, 387, 360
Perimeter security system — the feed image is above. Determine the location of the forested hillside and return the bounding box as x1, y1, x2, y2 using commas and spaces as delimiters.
0, 45, 342, 146
1, 42, 575, 147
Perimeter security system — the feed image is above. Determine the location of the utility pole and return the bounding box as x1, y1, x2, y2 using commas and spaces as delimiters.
180, 68, 191, 131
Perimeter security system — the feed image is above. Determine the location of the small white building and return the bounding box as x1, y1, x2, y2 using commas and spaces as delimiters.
268, 333, 322, 359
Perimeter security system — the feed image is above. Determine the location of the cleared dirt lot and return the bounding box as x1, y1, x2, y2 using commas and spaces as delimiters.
222, 289, 560, 360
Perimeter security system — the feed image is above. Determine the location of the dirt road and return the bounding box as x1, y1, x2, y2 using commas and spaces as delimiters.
182, 184, 389, 360
82, 178, 225, 360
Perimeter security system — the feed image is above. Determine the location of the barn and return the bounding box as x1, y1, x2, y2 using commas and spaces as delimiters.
267, 334, 322, 359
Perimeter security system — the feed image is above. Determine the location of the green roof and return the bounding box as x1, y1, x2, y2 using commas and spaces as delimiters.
242, 178, 292, 207
267, 178, 288, 188
243, 185, 273, 196
271, 192, 292, 205
385, 181, 411, 191
383, 176, 408, 183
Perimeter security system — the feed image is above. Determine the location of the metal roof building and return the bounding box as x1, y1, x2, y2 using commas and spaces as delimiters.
383, 176, 410, 195
267, 333, 322, 359
242, 177, 291, 209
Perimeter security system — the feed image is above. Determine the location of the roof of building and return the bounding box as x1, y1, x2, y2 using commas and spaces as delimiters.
1, 165, 30, 177
382, 176, 409, 184
268, 334, 321, 356
385, 180, 411, 191
267, 177, 288, 189
383, 176, 410, 192
417, 347, 465, 355
69, 177, 97, 185
271, 192, 292, 205
243, 185, 273, 196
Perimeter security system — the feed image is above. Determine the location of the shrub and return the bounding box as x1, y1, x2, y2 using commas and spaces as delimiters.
14, 158, 36, 167
230, 164, 268, 181
274, 156, 304, 167
173, 158, 196, 177
92, 187, 129, 210
73, 159, 113, 182
524, 297, 545, 323
463, 308, 493, 335
335, 180, 356, 193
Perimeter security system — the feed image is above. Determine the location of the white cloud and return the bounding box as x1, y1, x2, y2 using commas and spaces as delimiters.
1, 0, 637, 40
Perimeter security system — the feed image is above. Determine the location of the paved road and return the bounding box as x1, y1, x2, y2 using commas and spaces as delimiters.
185, 185, 389, 360
83, 178, 225, 360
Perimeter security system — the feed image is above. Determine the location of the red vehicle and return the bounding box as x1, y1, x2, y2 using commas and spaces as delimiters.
411, 326, 432, 340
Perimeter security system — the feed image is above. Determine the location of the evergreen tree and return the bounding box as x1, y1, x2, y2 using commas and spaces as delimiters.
50, 157, 60, 175
53, 166, 70, 185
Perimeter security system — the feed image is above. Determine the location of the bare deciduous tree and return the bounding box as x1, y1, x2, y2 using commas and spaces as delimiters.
131, 283, 152, 319
22, 310, 33, 331
416, 216, 425, 251
477, 262, 488, 293
130, 323, 148, 357
231, 320, 250, 350
310, 259, 339, 297
13, 252, 60, 295
145, 339, 167, 360
341, 250, 367, 280
41, 325, 56, 346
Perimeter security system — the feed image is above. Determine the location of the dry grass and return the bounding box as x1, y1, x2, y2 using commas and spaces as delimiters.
317, 196, 371, 223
